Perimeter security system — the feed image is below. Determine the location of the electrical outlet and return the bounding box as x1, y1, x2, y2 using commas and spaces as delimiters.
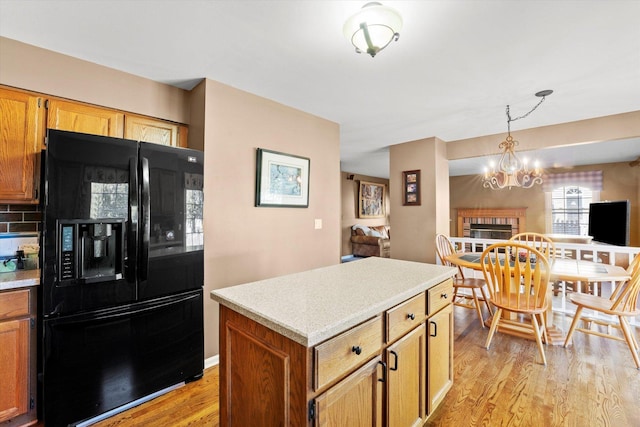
314, 219, 322, 230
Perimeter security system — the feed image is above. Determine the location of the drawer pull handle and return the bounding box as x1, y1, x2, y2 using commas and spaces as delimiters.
407, 313, 415, 320
390, 350, 399, 371
441, 293, 448, 299
352, 345, 362, 355
378, 361, 386, 383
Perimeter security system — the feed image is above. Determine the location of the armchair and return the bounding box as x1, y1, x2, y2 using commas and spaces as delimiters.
350, 225, 390, 258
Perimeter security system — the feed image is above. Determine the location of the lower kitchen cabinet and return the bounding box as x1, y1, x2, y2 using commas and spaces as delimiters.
385, 325, 426, 427
314, 356, 384, 426
0, 287, 37, 426
427, 303, 453, 415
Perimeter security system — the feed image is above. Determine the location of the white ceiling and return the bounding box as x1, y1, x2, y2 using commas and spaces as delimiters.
1, 0, 639, 178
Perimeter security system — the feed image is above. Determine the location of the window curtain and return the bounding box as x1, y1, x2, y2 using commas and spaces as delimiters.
542, 171, 603, 192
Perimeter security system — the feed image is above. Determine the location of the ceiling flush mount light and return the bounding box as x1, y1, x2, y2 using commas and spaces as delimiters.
482, 90, 553, 190
343, 2, 403, 57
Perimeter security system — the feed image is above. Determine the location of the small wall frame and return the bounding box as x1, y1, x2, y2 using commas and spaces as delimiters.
402, 170, 421, 206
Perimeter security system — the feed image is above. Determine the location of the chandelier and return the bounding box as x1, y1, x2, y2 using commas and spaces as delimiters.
482, 90, 552, 190
343, 2, 403, 58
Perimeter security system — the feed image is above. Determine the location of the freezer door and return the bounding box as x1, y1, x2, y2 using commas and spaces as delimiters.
40, 289, 204, 427
138, 143, 203, 300
42, 130, 138, 315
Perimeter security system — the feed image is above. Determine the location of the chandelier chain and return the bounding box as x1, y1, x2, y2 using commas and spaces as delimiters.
506, 95, 547, 133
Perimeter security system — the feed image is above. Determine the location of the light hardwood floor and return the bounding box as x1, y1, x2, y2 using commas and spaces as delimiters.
35, 307, 640, 426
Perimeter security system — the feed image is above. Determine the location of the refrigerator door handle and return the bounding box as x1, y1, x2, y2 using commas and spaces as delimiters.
140, 156, 150, 281
127, 157, 139, 283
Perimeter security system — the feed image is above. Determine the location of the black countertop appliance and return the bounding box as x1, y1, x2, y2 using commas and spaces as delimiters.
39, 130, 204, 427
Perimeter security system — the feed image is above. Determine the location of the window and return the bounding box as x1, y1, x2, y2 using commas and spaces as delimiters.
544, 171, 602, 235
550, 186, 594, 235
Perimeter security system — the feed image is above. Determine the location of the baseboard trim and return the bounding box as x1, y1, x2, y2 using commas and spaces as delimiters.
205, 354, 219, 370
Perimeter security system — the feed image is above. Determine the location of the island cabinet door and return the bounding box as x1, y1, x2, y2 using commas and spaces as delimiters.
219, 306, 309, 427
385, 324, 426, 427
426, 304, 454, 416
313, 355, 384, 427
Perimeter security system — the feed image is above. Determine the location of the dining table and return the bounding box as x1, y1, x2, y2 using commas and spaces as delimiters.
445, 251, 631, 345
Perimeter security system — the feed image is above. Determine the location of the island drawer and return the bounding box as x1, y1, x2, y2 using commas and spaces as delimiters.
0, 289, 30, 320
314, 315, 383, 391
427, 278, 453, 316
386, 293, 426, 344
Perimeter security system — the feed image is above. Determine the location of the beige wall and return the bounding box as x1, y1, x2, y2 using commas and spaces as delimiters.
340, 172, 390, 256
200, 79, 341, 357
0, 37, 190, 124
449, 162, 640, 246
390, 137, 450, 263
1, 37, 341, 359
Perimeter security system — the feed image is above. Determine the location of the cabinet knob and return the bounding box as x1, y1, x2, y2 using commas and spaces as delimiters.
441, 293, 448, 299
351, 345, 362, 355
407, 313, 415, 320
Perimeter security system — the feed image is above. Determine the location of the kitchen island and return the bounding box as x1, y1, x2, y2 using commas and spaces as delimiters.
211, 257, 457, 426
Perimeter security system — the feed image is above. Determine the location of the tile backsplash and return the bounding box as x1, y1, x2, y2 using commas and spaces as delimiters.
0, 204, 42, 234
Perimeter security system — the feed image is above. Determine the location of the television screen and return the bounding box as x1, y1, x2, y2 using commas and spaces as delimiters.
588, 200, 630, 246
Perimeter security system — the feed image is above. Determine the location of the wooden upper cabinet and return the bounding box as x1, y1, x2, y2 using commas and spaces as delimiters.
124, 115, 187, 147
0, 87, 44, 203
47, 99, 124, 137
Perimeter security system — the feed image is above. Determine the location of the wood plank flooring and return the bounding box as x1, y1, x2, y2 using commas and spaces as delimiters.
426, 309, 640, 427
35, 307, 640, 426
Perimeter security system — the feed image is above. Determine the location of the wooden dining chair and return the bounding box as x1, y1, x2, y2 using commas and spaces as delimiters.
510, 232, 562, 294
509, 232, 556, 262
481, 242, 551, 365
563, 252, 640, 369
435, 234, 493, 328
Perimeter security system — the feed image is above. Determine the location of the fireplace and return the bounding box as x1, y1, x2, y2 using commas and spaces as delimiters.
457, 208, 527, 238
470, 223, 513, 240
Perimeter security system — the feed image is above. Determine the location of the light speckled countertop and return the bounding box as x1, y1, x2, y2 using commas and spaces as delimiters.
210, 257, 456, 347
0, 269, 40, 291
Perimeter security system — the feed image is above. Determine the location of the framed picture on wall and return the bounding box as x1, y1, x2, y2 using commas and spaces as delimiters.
403, 170, 421, 206
255, 148, 310, 207
358, 181, 386, 218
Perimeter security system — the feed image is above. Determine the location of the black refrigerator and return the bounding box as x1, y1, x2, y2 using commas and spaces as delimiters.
39, 130, 204, 427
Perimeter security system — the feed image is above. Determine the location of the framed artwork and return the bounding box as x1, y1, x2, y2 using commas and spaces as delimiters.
358, 181, 386, 218
403, 170, 421, 206
255, 148, 310, 207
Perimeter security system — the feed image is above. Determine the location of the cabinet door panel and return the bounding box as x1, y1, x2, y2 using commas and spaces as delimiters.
427, 304, 453, 415
124, 115, 180, 147
386, 325, 426, 427
0, 318, 29, 422
47, 99, 124, 137
315, 356, 383, 427
0, 88, 42, 203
